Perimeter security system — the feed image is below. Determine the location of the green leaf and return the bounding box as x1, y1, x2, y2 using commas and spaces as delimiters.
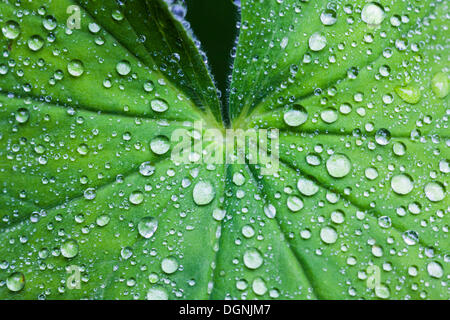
0, 0, 448, 300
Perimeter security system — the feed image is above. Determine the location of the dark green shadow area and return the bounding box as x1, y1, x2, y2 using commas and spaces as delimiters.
185, 0, 237, 106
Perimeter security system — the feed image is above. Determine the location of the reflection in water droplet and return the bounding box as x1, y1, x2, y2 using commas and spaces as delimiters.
320, 9, 337, 26
147, 287, 169, 300
431, 72, 448, 98
68, 60, 85, 77
138, 217, 158, 239
391, 174, 413, 195
193, 181, 215, 205
326, 154, 351, 178
6, 272, 25, 292
129, 191, 144, 205
283, 105, 308, 127
2, 20, 21, 39
320, 226, 338, 244
161, 257, 178, 274
309, 32, 327, 51
424, 182, 445, 202
150, 136, 170, 155
361, 3, 385, 27
297, 178, 319, 196
151, 99, 169, 113
61, 239, 79, 258
287, 196, 303, 212
243, 248, 263, 270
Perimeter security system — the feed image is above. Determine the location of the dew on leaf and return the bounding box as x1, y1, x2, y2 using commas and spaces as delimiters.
129, 191, 144, 205
138, 217, 158, 239
320, 108, 338, 123
320, 226, 338, 244
121, 247, 133, 260
330, 210, 345, 224
243, 248, 263, 270
2, 20, 21, 39
43, 16, 57, 31
320, 9, 337, 26
361, 3, 385, 27
96, 215, 110, 227
424, 182, 445, 202
374, 284, 390, 299
395, 86, 421, 104
28, 35, 44, 51
308, 32, 327, 51
151, 99, 169, 113
286, 196, 303, 212
61, 239, 79, 258
15, 108, 30, 123
391, 174, 413, 195
427, 261, 443, 278
147, 287, 169, 300
297, 177, 319, 196
161, 257, 178, 274
193, 181, 215, 205
375, 128, 391, 145
402, 230, 419, 246
242, 225, 255, 238
326, 154, 351, 178
283, 106, 308, 127
232, 172, 246, 186
365, 167, 378, 180
392, 142, 406, 156
264, 204, 276, 219
116, 60, 131, 76
252, 277, 267, 296
67, 60, 85, 77
431, 72, 448, 98
83, 188, 96, 200
150, 136, 170, 155
139, 161, 155, 176
212, 208, 226, 221
6, 272, 25, 292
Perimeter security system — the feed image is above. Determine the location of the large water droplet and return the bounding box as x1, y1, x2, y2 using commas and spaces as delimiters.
320, 226, 338, 244
2, 20, 21, 39
61, 239, 79, 258
15, 108, 30, 124
161, 257, 178, 274
138, 217, 158, 239
147, 287, 168, 300
252, 277, 267, 296
309, 32, 327, 51
243, 248, 263, 269
287, 196, 303, 212
424, 182, 445, 202
320, 9, 337, 26
28, 35, 44, 51
264, 204, 276, 219
151, 99, 169, 113
6, 272, 25, 292
391, 174, 413, 195
68, 60, 84, 77
297, 178, 319, 196
431, 72, 448, 98
326, 154, 351, 178
375, 128, 391, 145
150, 136, 170, 155
193, 181, 215, 205
283, 105, 308, 127
402, 230, 419, 246
116, 60, 131, 76
129, 191, 144, 205
139, 161, 155, 176
361, 3, 385, 27
427, 261, 443, 278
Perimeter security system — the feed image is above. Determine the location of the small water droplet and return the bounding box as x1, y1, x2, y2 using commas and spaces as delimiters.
320, 226, 338, 244
68, 60, 84, 77
129, 191, 144, 205
138, 217, 158, 239
116, 60, 131, 76
243, 248, 263, 269
61, 239, 79, 258
283, 105, 308, 127
375, 128, 391, 145
320, 9, 337, 26
139, 161, 155, 176
15, 108, 30, 123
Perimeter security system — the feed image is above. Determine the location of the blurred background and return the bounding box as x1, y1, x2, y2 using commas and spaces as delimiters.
185, 0, 237, 104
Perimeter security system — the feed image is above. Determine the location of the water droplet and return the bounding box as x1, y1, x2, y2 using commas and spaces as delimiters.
243, 248, 263, 269
252, 277, 267, 296
161, 257, 178, 274
150, 136, 170, 155
431, 72, 448, 98
375, 128, 391, 145
320, 9, 337, 26
395, 85, 421, 104
129, 191, 144, 205
212, 208, 226, 221
320, 226, 338, 244
283, 105, 308, 127
287, 196, 303, 212
427, 261, 443, 278
374, 284, 390, 299
144, 81, 155, 92
151, 99, 169, 113
331, 210, 345, 224
147, 287, 168, 300
2, 20, 21, 39
320, 108, 338, 123
242, 225, 255, 238
77, 143, 89, 155
378, 216, 391, 228
326, 154, 351, 178
193, 181, 215, 205
116, 60, 131, 76
83, 188, 96, 200
121, 247, 133, 259
365, 167, 378, 180
139, 161, 155, 176
232, 172, 246, 186
392, 142, 406, 156
28, 35, 44, 51
61, 239, 79, 258
43, 15, 57, 31
96, 215, 110, 227
402, 230, 419, 246
309, 32, 327, 51
264, 204, 276, 219
68, 60, 84, 77
138, 217, 158, 239
361, 3, 385, 27
391, 174, 413, 195
15, 108, 30, 123
297, 178, 319, 196
6, 272, 25, 292
424, 182, 445, 202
